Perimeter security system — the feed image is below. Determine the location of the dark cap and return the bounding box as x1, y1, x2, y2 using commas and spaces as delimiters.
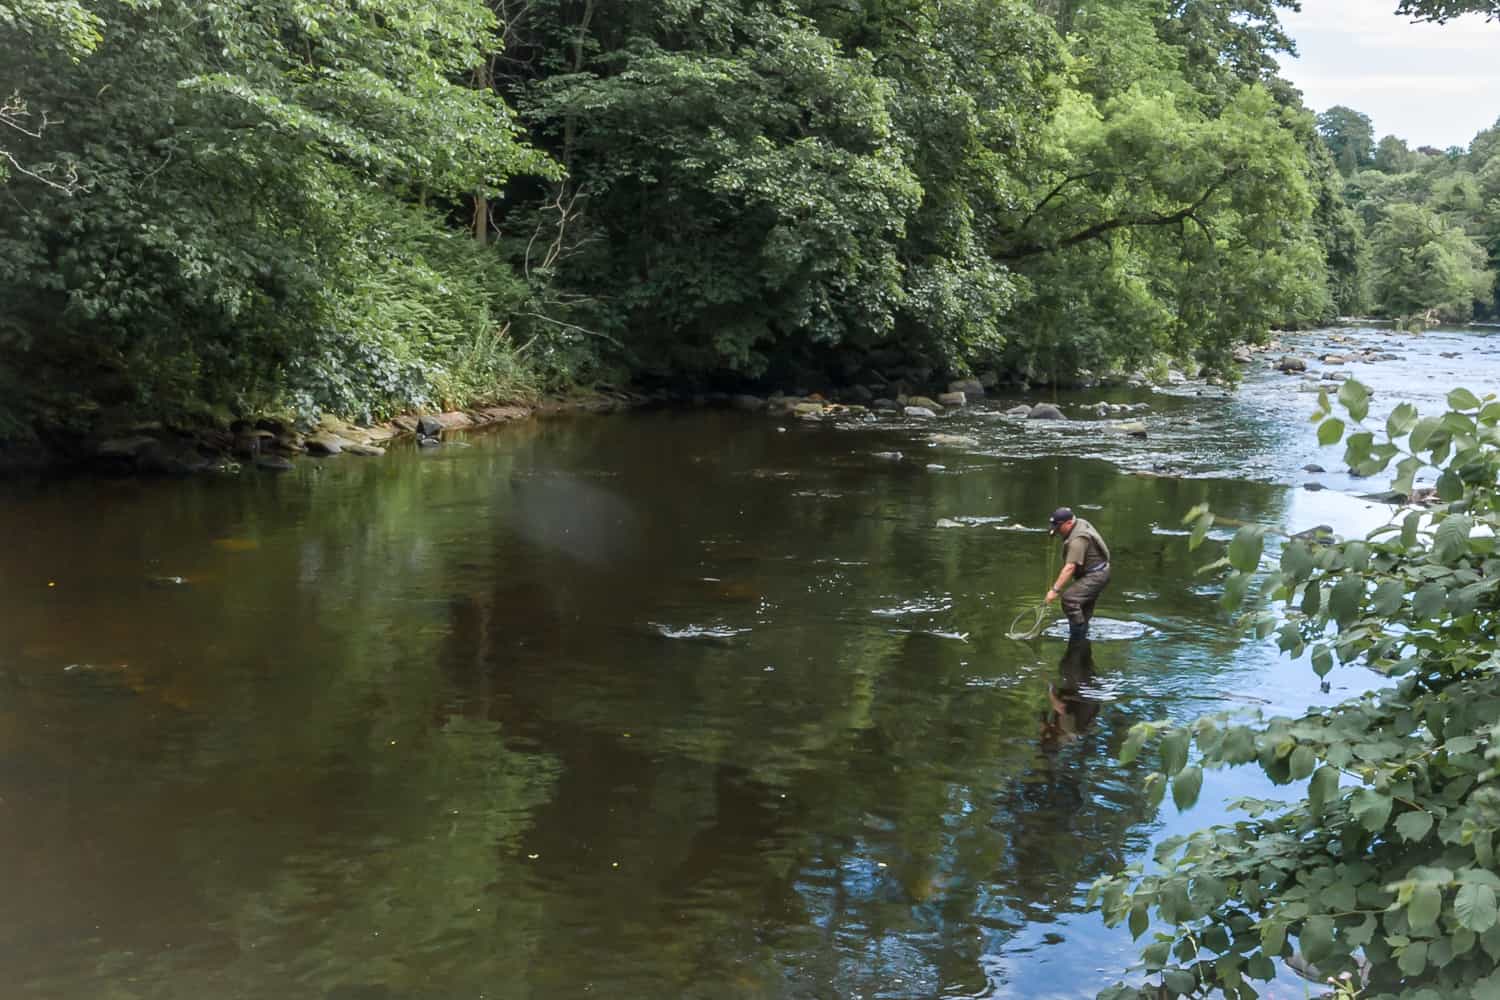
1048, 507, 1074, 534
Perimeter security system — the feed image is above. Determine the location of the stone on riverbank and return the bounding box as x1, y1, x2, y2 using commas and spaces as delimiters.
305, 433, 346, 456
343, 442, 386, 457
96, 436, 158, 460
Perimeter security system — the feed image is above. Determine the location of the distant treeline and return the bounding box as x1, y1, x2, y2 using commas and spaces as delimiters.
0, 0, 1495, 440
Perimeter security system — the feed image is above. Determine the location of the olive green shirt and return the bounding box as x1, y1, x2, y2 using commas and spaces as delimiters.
1061, 517, 1110, 572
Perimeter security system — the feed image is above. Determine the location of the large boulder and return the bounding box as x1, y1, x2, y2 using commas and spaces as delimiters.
1028, 403, 1065, 420
416, 415, 444, 437
1277, 355, 1307, 373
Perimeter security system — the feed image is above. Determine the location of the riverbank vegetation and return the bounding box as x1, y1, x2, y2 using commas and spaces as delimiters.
0, 0, 1496, 447
1093, 378, 1500, 998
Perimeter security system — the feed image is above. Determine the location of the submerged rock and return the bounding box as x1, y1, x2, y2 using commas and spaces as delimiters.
254, 454, 295, 471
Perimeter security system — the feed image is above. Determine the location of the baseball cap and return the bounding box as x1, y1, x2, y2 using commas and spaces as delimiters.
1048, 507, 1073, 534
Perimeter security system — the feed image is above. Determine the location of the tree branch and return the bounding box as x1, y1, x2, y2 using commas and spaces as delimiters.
998, 167, 1240, 262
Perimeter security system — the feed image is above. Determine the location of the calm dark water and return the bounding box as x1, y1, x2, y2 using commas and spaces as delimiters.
0, 326, 1490, 999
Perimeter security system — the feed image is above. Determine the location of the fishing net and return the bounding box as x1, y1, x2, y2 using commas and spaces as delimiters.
1006, 534, 1059, 640
1006, 603, 1050, 641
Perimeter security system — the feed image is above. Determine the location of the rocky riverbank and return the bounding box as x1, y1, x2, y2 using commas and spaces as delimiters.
1, 324, 1434, 479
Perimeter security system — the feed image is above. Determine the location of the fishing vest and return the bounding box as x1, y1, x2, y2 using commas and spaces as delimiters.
1061, 517, 1111, 575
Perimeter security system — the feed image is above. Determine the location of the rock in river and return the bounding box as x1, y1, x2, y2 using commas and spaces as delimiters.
937, 391, 968, 408
1028, 403, 1064, 420
904, 406, 938, 419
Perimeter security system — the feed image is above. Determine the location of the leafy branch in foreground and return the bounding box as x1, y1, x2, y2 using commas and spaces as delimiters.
1091, 378, 1500, 999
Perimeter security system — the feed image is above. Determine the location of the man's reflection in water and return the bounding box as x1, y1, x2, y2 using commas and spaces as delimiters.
1039, 637, 1101, 752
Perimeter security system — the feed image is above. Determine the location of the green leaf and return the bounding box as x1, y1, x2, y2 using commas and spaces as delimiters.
1396, 811, 1435, 842
1438, 469, 1465, 502
1434, 514, 1472, 563
1328, 575, 1364, 627
1339, 379, 1370, 422
1343, 430, 1374, 467
1173, 765, 1203, 810
1129, 902, 1149, 939
1280, 540, 1314, 580
1121, 724, 1149, 765
1260, 918, 1287, 956
1410, 415, 1444, 452
1414, 582, 1448, 619
1161, 729, 1190, 775
1162, 969, 1196, 994
1371, 579, 1405, 615
1288, 745, 1316, 780
1409, 882, 1443, 931
1457, 884, 1499, 933
1309, 765, 1340, 812
1351, 787, 1392, 832
1300, 914, 1335, 964
1228, 526, 1265, 572
1189, 511, 1214, 551
1399, 939, 1429, 976
1450, 387, 1482, 410
1387, 402, 1419, 437
1318, 417, 1345, 446
1311, 644, 1333, 678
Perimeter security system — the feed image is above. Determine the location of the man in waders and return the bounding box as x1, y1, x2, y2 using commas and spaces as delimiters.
1043, 507, 1111, 641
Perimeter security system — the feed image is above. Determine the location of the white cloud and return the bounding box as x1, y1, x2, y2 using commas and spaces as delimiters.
1276, 0, 1500, 147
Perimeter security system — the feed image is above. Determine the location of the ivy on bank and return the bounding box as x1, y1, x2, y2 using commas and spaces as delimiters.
1093, 379, 1500, 999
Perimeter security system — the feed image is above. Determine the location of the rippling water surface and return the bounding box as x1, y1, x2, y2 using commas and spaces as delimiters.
1, 325, 1495, 999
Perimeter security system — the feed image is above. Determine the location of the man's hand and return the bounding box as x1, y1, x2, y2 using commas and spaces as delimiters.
1044, 588, 1058, 603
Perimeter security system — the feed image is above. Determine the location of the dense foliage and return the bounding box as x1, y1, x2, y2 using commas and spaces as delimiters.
2, 0, 1365, 442
1321, 115, 1500, 327
0, 0, 554, 438
0, 0, 1494, 434
1092, 379, 1500, 998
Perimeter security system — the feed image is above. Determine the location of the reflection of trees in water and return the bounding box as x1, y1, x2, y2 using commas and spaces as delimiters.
0, 413, 1303, 998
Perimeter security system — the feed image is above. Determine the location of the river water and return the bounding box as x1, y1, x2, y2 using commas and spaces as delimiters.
0, 325, 1494, 999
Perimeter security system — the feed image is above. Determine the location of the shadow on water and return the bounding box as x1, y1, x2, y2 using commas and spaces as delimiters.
0, 325, 1490, 998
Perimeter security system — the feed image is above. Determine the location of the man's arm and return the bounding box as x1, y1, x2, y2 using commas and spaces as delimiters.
1045, 562, 1077, 603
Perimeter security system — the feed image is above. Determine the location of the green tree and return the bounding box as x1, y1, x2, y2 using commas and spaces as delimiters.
0, 0, 554, 438
1091, 380, 1500, 998
1318, 105, 1377, 176
0, 0, 100, 189
1375, 134, 1420, 174
1369, 202, 1493, 323
1396, 0, 1500, 20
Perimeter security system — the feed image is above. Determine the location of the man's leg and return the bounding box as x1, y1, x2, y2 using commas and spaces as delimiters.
1063, 568, 1109, 639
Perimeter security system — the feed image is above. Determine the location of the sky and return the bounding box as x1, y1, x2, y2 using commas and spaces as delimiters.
1275, 1, 1500, 150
